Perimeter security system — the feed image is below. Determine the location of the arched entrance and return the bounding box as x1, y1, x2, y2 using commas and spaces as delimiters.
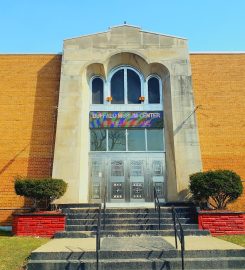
88, 56, 168, 203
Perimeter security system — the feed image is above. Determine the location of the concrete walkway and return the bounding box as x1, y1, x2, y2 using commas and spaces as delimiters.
32, 235, 244, 254
164, 236, 244, 250
33, 238, 97, 252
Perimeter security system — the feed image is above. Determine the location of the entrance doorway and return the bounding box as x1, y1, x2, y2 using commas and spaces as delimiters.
89, 153, 165, 203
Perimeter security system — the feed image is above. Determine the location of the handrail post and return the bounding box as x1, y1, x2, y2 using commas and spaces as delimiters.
96, 205, 101, 270
172, 206, 185, 270
154, 187, 161, 230
158, 204, 161, 230
103, 185, 106, 230
181, 231, 185, 251
181, 232, 185, 270
154, 187, 157, 211
172, 207, 178, 249
96, 229, 99, 270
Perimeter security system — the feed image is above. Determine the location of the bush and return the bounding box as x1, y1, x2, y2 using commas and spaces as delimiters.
15, 177, 67, 210
189, 170, 243, 209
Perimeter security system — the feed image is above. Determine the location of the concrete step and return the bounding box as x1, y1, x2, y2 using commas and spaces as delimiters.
57, 203, 101, 209
54, 229, 210, 238
65, 224, 199, 231
57, 203, 195, 209
30, 249, 245, 261
62, 207, 197, 214
101, 229, 209, 237
27, 256, 245, 270
66, 217, 195, 225
66, 212, 196, 219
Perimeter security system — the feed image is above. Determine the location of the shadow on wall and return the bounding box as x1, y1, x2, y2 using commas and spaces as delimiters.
27, 55, 61, 179
178, 189, 192, 201
0, 145, 30, 226
0, 145, 28, 176
0, 55, 61, 226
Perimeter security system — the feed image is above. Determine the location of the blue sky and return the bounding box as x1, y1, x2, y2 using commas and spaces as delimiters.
0, 0, 244, 53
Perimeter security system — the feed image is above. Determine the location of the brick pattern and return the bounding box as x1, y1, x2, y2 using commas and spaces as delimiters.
0, 210, 14, 226
12, 214, 65, 237
0, 54, 245, 227
191, 54, 245, 211
198, 212, 245, 235
0, 55, 61, 225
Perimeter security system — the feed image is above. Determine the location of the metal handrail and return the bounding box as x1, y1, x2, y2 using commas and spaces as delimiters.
103, 185, 107, 230
172, 207, 185, 270
96, 186, 107, 270
96, 204, 102, 270
153, 186, 161, 230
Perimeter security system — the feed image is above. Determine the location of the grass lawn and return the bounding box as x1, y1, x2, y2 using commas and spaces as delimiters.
0, 230, 49, 270
216, 235, 245, 248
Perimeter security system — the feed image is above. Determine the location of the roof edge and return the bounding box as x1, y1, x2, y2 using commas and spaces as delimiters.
64, 31, 108, 41
110, 24, 141, 29
64, 25, 187, 41
190, 51, 245, 54
140, 30, 187, 40
0, 53, 62, 55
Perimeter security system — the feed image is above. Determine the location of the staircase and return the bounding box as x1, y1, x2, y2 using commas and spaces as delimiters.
27, 204, 245, 270
55, 205, 209, 238
28, 245, 245, 270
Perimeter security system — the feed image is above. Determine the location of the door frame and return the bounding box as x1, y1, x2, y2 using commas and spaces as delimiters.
89, 152, 166, 203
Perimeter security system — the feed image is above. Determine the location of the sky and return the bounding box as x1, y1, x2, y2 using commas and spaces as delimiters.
0, 0, 244, 53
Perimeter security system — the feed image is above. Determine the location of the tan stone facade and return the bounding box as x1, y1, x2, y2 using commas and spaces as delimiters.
53, 25, 202, 204
0, 28, 244, 225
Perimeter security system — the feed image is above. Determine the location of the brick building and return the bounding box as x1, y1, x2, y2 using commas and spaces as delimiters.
0, 25, 244, 227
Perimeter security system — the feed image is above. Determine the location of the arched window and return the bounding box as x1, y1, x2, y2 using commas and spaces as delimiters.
111, 69, 124, 104
127, 69, 141, 104
92, 77, 104, 104
148, 76, 160, 104
110, 67, 142, 104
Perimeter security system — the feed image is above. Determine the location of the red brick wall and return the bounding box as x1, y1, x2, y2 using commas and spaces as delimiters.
191, 54, 245, 211
198, 211, 245, 235
0, 55, 61, 225
12, 213, 65, 237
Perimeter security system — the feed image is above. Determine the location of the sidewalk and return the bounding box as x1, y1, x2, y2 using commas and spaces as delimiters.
32, 235, 244, 254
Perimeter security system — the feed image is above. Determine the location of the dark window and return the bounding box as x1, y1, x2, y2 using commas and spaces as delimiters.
92, 78, 104, 104
111, 69, 124, 104
147, 129, 164, 151
108, 130, 126, 151
148, 77, 160, 104
128, 129, 146, 151
127, 69, 141, 104
90, 130, 106, 151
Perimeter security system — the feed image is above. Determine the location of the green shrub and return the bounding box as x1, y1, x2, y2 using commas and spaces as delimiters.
189, 170, 243, 209
15, 177, 67, 210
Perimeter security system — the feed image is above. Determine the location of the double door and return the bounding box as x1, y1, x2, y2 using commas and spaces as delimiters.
89, 153, 165, 203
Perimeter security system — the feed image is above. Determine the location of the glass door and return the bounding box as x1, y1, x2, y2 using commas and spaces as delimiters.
128, 159, 146, 202
90, 158, 105, 201
89, 153, 166, 203
109, 159, 125, 202
150, 157, 165, 199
